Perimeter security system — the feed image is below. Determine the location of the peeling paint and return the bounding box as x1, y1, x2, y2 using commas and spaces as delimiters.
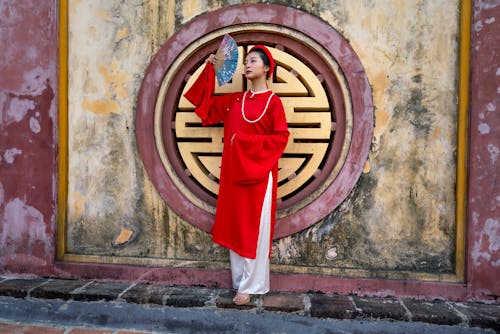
274, 236, 299, 263
82, 99, 120, 114
362, 160, 371, 173
96, 9, 114, 21
472, 218, 500, 267
3, 148, 22, 164
0, 0, 57, 276
21, 66, 54, 96
0, 198, 50, 257
487, 144, 499, 165
0, 95, 35, 130
26, 46, 39, 61
478, 123, 490, 134
372, 71, 390, 140
484, 219, 500, 254
475, 1, 500, 11
68, 191, 88, 222
179, 0, 206, 24
474, 20, 484, 31
98, 62, 129, 100
80, 61, 129, 114
115, 27, 128, 41
29, 116, 41, 133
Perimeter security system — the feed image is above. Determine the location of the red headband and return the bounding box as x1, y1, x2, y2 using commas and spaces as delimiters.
249, 45, 274, 79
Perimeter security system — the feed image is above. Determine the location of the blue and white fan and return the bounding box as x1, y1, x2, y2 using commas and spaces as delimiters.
214, 34, 238, 86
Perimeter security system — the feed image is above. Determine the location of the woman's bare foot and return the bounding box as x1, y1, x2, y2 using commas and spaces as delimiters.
233, 292, 251, 305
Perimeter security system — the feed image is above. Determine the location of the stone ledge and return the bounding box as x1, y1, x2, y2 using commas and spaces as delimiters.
402, 299, 462, 326
119, 283, 171, 305
353, 296, 407, 321
0, 278, 47, 298
31, 279, 92, 300
309, 294, 356, 319
454, 302, 500, 330
70, 281, 131, 302
262, 292, 304, 313
164, 286, 214, 308
0, 276, 498, 330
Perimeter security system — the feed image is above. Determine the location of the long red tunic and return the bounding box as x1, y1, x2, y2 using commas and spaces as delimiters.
184, 63, 289, 259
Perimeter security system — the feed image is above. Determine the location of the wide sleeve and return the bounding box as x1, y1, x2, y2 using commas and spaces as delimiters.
183, 62, 234, 126
232, 98, 290, 185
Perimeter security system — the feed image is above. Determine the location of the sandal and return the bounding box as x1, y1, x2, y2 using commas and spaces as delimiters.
233, 292, 251, 305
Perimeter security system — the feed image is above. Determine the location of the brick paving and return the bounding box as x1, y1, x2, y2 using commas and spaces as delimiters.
0, 275, 498, 332
0, 322, 150, 333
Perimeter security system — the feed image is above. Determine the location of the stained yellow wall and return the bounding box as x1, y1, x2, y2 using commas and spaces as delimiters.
66, 0, 459, 277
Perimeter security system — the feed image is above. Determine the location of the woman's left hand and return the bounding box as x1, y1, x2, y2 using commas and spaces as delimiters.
206, 54, 217, 64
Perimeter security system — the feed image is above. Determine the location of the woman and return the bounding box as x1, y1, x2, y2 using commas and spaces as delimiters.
184, 44, 289, 305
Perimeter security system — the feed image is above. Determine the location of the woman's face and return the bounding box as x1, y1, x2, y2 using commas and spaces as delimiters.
243, 51, 269, 80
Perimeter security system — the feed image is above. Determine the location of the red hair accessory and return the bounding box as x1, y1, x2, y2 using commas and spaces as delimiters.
249, 45, 274, 79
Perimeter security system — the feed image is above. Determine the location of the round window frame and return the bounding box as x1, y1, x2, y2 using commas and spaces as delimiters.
158, 27, 352, 215
136, 4, 373, 238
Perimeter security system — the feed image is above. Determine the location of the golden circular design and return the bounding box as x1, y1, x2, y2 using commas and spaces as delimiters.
154, 24, 353, 217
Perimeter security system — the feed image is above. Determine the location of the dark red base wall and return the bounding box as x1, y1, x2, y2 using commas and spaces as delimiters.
0, 1, 498, 302
466, 1, 500, 302
0, 1, 57, 277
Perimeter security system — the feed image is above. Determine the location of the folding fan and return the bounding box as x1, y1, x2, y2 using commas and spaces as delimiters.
214, 34, 238, 86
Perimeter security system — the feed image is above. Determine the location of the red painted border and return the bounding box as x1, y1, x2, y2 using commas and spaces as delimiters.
136, 4, 373, 237
465, 2, 500, 301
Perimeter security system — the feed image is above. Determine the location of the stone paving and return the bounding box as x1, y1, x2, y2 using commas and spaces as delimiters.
0, 275, 498, 332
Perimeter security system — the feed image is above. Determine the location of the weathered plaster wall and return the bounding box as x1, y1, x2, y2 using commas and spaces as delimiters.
67, 0, 161, 256
65, 0, 460, 275
274, 0, 460, 273
467, 1, 500, 300
0, 1, 57, 274
65, 0, 224, 262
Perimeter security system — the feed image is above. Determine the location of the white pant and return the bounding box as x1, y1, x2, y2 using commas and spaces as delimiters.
229, 172, 273, 295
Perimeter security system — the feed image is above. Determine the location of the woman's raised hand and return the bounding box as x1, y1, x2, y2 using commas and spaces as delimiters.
206, 54, 216, 64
